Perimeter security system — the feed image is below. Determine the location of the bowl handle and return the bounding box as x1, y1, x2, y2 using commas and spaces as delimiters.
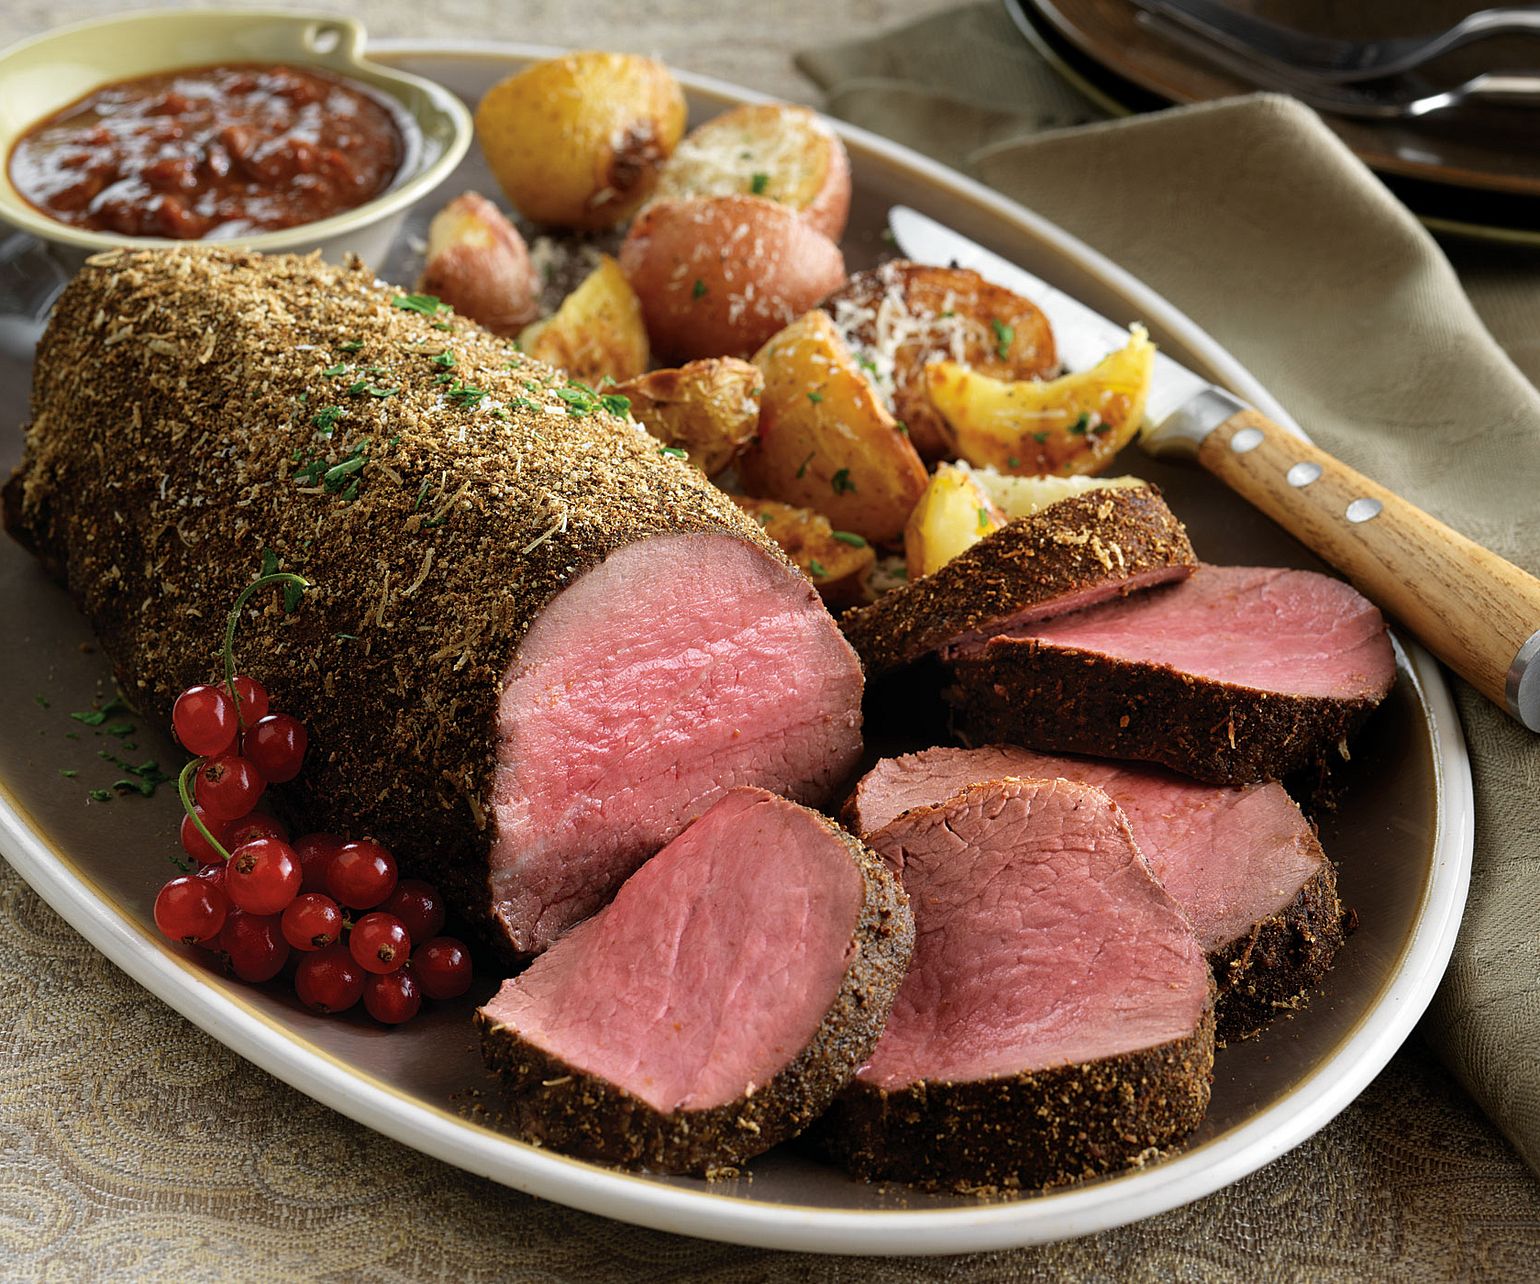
301, 16, 367, 63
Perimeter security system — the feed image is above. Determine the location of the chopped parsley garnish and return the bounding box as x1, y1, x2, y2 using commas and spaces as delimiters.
320, 363, 348, 378
338, 339, 364, 352
600, 393, 631, 418
87, 789, 111, 803
34, 695, 48, 709
59, 769, 76, 778
1032, 431, 1050, 444
795, 451, 815, 479
432, 351, 456, 370
657, 446, 688, 460
312, 405, 346, 434
808, 559, 828, 578
895, 420, 908, 436
750, 172, 770, 195
938, 309, 955, 319
976, 506, 991, 527
71, 710, 107, 727
692, 279, 707, 299
831, 531, 867, 548
433, 320, 452, 332
807, 391, 824, 404
1069, 412, 1091, 435
293, 457, 327, 486
991, 318, 1014, 360
392, 292, 448, 316
855, 354, 878, 376
433, 372, 455, 385
346, 379, 399, 399
323, 454, 367, 489
555, 384, 600, 416
1007, 455, 1022, 468
831, 468, 856, 495
447, 382, 489, 409
337, 632, 359, 641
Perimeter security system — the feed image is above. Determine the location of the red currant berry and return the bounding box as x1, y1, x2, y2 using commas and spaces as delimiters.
154, 875, 228, 944
194, 754, 266, 821
363, 968, 422, 1024
379, 879, 446, 945
225, 811, 290, 850
294, 943, 365, 1014
197, 861, 227, 893
350, 912, 410, 974
232, 674, 269, 725
217, 910, 288, 982
244, 714, 308, 783
413, 937, 473, 1000
326, 838, 397, 909
295, 833, 346, 894
225, 838, 302, 915
172, 684, 237, 757
180, 806, 235, 866
281, 893, 342, 951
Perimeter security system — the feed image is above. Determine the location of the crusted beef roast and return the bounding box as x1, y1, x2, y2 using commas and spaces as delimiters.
839, 486, 1195, 677
847, 746, 1345, 1041
476, 787, 913, 1173
949, 564, 1394, 784
816, 776, 1214, 1191
5, 250, 865, 960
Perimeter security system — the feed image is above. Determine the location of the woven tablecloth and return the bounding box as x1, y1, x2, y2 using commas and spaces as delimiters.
2, 2, 1538, 1279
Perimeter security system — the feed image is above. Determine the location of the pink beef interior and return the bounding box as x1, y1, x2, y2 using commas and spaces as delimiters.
852, 746, 1324, 953
492, 533, 864, 955
862, 777, 1209, 1089
479, 787, 864, 1113
978, 565, 1394, 699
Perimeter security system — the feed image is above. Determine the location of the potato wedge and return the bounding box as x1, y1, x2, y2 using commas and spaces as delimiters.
927, 326, 1154, 476
653, 103, 852, 240
971, 467, 1144, 518
612, 358, 762, 475
738, 310, 928, 545
520, 255, 650, 385
619, 195, 846, 362
823, 262, 1058, 461
903, 463, 1007, 581
417, 192, 540, 337
475, 52, 686, 230
733, 497, 875, 607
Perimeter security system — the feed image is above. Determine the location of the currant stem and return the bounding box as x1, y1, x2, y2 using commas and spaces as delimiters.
177, 758, 232, 863
223, 572, 309, 727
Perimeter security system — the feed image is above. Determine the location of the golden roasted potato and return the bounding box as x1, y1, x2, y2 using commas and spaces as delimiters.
733, 496, 875, 607
618, 195, 847, 361
738, 309, 928, 545
417, 192, 539, 337
520, 255, 650, 385
822, 262, 1058, 461
653, 103, 852, 240
475, 52, 686, 230
903, 463, 1007, 580
611, 358, 761, 475
972, 467, 1144, 518
927, 326, 1155, 476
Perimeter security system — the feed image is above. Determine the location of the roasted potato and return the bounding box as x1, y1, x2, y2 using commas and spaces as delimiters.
612, 358, 762, 475
822, 262, 1058, 461
903, 463, 1007, 580
520, 255, 650, 385
653, 103, 852, 240
618, 195, 847, 361
416, 192, 539, 337
927, 326, 1155, 476
738, 309, 928, 545
733, 496, 875, 607
972, 467, 1144, 518
475, 52, 686, 230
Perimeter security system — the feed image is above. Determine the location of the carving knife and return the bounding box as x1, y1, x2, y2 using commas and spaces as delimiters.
888, 204, 1540, 731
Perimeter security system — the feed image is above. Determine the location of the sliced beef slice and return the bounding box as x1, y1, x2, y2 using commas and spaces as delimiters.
839, 485, 1196, 678
816, 776, 1214, 1192
476, 786, 913, 1174
8, 249, 865, 964
846, 746, 1345, 1041
949, 564, 1395, 785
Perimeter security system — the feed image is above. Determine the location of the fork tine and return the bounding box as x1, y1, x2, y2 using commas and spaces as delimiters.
1130, 0, 1362, 72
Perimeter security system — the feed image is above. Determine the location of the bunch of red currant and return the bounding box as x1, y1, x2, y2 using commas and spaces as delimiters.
149, 571, 472, 1024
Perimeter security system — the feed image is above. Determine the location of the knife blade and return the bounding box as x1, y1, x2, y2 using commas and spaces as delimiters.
886, 203, 1540, 731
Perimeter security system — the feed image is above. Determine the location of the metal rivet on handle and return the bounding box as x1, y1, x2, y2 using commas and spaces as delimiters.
1287, 461, 1322, 488
1230, 427, 1264, 453
1346, 497, 1383, 523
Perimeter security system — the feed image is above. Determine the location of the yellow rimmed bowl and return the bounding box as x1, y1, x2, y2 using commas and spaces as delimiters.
0, 8, 473, 267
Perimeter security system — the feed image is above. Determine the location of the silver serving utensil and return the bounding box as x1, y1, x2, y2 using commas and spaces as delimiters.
1131, 0, 1540, 85
887, 204, 1540, 731
1138, 11, 1540, 119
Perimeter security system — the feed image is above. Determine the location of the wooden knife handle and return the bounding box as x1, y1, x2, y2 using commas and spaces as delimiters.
1198, 408, 1540, 730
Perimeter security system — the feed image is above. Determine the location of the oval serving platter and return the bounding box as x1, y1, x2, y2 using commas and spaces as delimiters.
0, 41, 1473, 1257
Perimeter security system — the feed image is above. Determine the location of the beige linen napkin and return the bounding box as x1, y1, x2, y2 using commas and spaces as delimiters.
801, 1, 1540, 1176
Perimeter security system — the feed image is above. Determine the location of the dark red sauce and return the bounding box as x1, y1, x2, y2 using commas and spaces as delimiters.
8, 63, 407, 239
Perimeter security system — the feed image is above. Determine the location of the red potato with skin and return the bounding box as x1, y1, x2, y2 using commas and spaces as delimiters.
417, 192, 540, 336
618, 195, 847, 362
